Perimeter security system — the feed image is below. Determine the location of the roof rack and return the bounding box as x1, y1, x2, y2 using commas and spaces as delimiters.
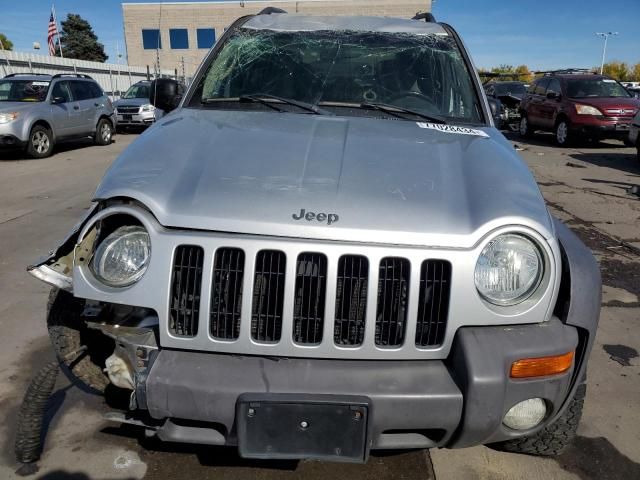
51, 73, 94, 80
413, 12, 436, 22
258, 7, 287, 15
4, 73, 51, 78
535, 69, 594, 76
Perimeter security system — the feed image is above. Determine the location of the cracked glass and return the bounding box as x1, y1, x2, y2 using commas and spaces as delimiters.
193, 28, 483, 123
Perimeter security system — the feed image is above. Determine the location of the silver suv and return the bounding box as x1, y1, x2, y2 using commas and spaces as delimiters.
113, 80, 163, 130
29, 11, 600, 463
0, 73, 116, 158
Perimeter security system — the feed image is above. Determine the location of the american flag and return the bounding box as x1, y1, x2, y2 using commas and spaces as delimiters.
48, 9, 59, 56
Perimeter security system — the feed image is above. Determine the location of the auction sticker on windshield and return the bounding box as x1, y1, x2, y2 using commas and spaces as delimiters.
417, 122, 490, 138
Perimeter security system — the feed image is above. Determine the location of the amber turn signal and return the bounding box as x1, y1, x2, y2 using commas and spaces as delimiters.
510, 351, 575, 379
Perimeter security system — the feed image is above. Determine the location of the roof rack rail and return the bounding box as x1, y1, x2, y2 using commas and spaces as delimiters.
258, 7, 287, 15
51, 73, 94, 80
4, 73, 51, 78
535, 68, 594, 76
412, 12, 436, 22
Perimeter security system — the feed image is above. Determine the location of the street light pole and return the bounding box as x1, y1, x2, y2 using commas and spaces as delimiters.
596, 32, 618, 74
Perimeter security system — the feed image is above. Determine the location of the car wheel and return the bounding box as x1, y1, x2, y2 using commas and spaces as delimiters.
555, 120, 572, 147
519, 116, 533, 138
95, 118, 113, 146
493, 384, 586, 456
26, 125, 54, 158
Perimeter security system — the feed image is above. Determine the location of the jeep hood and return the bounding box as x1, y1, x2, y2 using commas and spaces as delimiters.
95, 109, 552, 248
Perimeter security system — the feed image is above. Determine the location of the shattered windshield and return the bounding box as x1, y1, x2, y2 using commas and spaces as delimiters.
123, 83, 151, 99
0, 80, 50, 102
192, 28, 483, 123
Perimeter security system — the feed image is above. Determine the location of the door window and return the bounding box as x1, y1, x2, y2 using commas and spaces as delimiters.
51, 81, 72, 102
546, 79, 561, 97
534, 78, 550, 96
70, 81, 93, 101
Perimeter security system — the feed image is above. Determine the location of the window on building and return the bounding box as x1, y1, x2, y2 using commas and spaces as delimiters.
142, 29, 161, 50
170, 29, 189, 49
197, 28, 216, 49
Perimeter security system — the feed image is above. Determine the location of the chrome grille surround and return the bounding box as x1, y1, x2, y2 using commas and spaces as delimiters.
73, 204, 561, 360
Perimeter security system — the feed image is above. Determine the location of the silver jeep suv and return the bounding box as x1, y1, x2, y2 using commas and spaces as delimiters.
29, 10, 600, 463
0, 73, 116, 158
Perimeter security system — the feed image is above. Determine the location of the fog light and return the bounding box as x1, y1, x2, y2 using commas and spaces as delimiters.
503, 398, 547, 430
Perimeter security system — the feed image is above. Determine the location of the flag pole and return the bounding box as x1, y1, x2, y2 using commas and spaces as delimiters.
53, 4, 64, 58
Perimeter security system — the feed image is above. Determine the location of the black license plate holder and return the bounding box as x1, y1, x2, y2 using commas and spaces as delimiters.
123, 114, 132, 121
237, 394, 370, 463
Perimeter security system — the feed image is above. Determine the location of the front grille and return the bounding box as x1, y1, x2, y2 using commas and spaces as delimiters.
210, 248, 245, 340
169, 245, 204, 337
415, 260, 452, 347
293, 253, 327, 345
375, 257, 410, 347
117, 106, 140, 114
251, 250, 286, 343
334, 255, 369, 347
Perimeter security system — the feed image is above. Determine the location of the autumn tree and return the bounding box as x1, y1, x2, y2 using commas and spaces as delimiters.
632, 63, 640, 82
59, 14, 108, 62
0, 33, 13, 50
600, 61, 630, 81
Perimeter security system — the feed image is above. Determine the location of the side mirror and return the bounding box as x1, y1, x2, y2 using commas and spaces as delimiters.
149, 78, 183, 113
51, 96, 66, 104
487, 97, 501, 117
546, 91, 559, 100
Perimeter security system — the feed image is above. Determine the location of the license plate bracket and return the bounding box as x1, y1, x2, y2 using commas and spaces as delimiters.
123, 114, 133, 121
237, 394, 370, 463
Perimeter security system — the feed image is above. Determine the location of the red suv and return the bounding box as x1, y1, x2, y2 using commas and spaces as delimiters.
519, 71, 640, 146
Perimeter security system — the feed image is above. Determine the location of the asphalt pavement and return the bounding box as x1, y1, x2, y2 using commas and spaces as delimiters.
0, 130, 638, 480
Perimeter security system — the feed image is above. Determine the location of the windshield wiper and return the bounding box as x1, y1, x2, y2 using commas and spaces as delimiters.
360, 102, 448, 124
241, 94, 333, 115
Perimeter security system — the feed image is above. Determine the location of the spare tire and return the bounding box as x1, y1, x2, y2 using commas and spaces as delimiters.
47, 288, 112, 394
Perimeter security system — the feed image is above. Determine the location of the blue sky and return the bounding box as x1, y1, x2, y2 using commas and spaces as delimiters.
1, 0, 639, 70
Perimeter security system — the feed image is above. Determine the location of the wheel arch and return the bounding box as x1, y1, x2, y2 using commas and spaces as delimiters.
28, 119, 56, 142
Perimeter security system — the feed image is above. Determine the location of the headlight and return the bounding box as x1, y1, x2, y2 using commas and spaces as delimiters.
575, 104, 602, 116
91, 225, 151, 287
475, 234, 543, 306
0, 112, 19, 124
141, 104, 155, 112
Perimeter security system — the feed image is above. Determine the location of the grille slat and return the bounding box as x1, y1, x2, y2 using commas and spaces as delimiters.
169, 245, 203, 337
416, 260, 451, 347
293, 253, 327, 345
375, 257, 410, 347
210, 248, 245, 340
334, 255, 369, 346
251, 250, 286, 343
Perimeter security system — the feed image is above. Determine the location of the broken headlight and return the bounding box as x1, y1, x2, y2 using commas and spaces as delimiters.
474, 234, 543, 306
91, 225, 151, 287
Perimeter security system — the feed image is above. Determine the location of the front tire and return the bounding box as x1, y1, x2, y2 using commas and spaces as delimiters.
519, 115, 533, 138
555, 119, 573, 147
495, 384, 586, 456
95, 118, 113, 146
26, 125, 54, 158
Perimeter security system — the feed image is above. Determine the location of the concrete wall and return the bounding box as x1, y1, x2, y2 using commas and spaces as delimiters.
0, 50, 174, 100
123, 0, 432, 77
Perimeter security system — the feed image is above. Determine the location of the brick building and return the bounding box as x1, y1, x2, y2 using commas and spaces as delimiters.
122, 0, 432, 78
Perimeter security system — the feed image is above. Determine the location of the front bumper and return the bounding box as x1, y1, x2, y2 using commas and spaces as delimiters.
0, 134, 26, 149
138, 318, 578, 454
116, 110, 155, 126
570, 116, 634, 139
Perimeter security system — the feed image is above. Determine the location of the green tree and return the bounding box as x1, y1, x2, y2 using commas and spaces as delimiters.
59, 14, 108, 62
514, 65, 534, 83
632, 63, 640, 82
601, 61, 630, 81
0, 33, 13, 50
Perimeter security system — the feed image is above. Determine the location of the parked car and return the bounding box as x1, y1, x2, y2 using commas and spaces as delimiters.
114, 80, 165, 130
484, 81, 529, 130
630, 110, 640, 160
0, 73, 116, 158
29, 10, 600, 463
519, 70, 640, 146
626, 87, 640, 99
